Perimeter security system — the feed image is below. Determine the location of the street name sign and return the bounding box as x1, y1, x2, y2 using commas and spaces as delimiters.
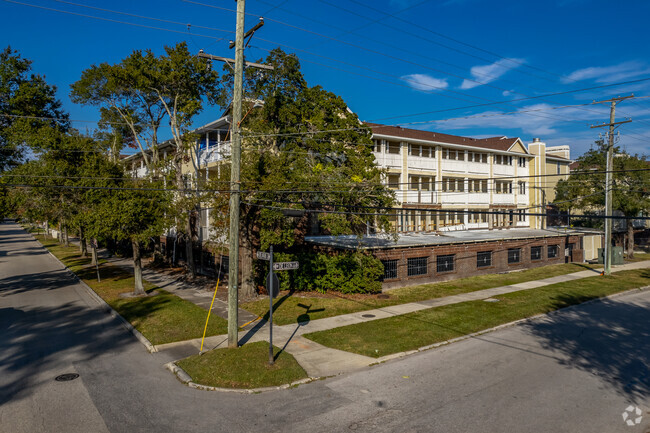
273, 261, 299, 271
256, 251, 271, 261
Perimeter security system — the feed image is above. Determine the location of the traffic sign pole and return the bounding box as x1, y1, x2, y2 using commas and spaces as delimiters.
268, 245, 274, 365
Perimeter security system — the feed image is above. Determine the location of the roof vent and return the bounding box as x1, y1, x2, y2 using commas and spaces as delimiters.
533, 138, 541, 142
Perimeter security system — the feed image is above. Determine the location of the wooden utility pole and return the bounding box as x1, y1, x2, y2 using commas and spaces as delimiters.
590, 95, 633, 275
197, 2, 271, 348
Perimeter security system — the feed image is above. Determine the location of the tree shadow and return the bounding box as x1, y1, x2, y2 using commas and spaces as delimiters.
0, 302, 133, 407
523, 295, 650, 402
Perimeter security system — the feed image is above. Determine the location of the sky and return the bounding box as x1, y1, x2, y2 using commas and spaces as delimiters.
2, 0, 650, 158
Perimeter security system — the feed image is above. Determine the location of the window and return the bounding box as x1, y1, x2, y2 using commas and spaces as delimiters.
372, 139, 382, 152
411, 144, 434, 158
557, 162, 561, 174
518, 157, 527, 168
508, 248, 521, 264
387, 174, 400, 190
437, 255, 455, 273
407, 257, 428, 276
495, 181, 512, 194
469, 179, 488, 193
477, 251, 492, 268
517, 209, 526, 222
518, 181, 526, 195
531, 246, 542, 261
548, 244, 559, 258
381, 259, 398, 280
386, 141, 400, 154
443, 177, 465, 192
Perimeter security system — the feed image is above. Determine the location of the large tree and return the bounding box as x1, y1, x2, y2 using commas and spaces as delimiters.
0, 46, 68, 171
72, 42, 220, 278
211, 49, 395, 297
555, 143, 650, 258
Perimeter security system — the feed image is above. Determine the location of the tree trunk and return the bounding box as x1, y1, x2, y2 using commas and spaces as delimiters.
627, 220, 635, 259
63, 225, 69, 247
185, 210, 196, 278
91, 239, 98, 266
79, 226, 87, 257
132, 240, 145, 296
239, 228, 255, 299
57, 222, 62, 243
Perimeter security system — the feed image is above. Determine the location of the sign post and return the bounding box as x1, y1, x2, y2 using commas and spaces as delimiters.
258, 247, 299, 365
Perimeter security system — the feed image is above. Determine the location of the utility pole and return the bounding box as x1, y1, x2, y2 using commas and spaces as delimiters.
197, 3, 270, 348
590, 95, 633, 276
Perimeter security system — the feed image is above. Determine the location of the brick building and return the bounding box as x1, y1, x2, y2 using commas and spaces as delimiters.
307, 228, 586, 289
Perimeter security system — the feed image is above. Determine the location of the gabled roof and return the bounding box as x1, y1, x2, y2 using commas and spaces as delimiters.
366, 123, 527, 153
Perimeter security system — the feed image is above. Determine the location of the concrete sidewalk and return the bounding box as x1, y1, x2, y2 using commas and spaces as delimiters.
47, 233, 260, 328
156, 260, 650, 378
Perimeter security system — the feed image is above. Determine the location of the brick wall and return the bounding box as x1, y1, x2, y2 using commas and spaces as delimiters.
376, 234, 584, 289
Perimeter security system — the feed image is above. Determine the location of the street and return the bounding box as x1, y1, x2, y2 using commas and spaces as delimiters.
1, 220, 649, 433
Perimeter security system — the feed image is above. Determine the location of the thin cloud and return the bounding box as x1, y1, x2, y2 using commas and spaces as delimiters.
460, 58, 525, 90
563, 61, 650, 84
401, 73, 449, 92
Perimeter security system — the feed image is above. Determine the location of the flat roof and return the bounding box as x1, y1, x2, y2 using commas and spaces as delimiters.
305, 228, 599, 250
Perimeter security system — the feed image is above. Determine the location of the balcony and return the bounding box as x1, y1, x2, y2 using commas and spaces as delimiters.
373, 151, 402, 169
408, 156, 436, 171
493, 164, 515, 176
440, 192, 467, 205
199, 142, 230, 166
404, 190, 437, 204
467, 192, 490, 205
493, 194, 516, 205
466, 162, 489, 175
440, 159, 466, 173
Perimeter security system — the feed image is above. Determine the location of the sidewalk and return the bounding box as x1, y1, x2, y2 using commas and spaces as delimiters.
60, 235, 260, 328
155, 260, 650, 378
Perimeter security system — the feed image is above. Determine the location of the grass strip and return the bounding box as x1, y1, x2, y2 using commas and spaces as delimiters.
242, 262, 598, 326
34, 235, 227, 345
304, 269, 650, 358
176, 341, 307, 389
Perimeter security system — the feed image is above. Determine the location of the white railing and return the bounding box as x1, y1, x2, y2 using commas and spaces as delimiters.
440, 159, 466, 173
404, 190, 437, 204
466, 162, 489, 175
493, 194, 516, 205
408, 156, 436, 171
467, 192, 490, 205
199, 142, 230, 166
373, 152, 402, 168
493, 164, 515, 176
134, 166, 149, 178
440, 192, 467, 205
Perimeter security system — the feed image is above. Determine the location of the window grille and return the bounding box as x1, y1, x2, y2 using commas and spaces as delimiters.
548, 245, 559, 258
437, 255, 455, 273
531, 246, 542, 261
381, 259, 398, 280
407, 257, 428, 276
477, 251, 492, 268
508, 248, 521, 264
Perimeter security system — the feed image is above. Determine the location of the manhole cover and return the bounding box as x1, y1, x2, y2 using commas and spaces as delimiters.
55, 373, 79, 382
362, 314, 376, 318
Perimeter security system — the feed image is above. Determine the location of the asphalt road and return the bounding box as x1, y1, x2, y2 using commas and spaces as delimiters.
2, 220, 649, 433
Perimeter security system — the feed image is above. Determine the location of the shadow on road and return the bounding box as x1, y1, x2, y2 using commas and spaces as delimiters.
523, 294, 650, 402
0, 302, 132, 407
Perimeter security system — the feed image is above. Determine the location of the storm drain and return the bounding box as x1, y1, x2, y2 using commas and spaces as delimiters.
361, 314, 376, 318
55, 373, 79, 382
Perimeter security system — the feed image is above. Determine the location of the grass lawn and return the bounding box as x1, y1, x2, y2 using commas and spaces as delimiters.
304, 268, 650, 358
34, 235, 228, 345
242, 262, 598, 326
626, 252, 650, 263
176, 341, 308, 388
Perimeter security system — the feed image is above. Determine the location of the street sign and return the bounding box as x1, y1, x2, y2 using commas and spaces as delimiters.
256, 251, 271, 261
273, 261, 299, 271
266, 271, 279, 298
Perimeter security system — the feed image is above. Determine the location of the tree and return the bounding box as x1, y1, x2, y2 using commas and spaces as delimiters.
210, 49, 395, 297
1, 46, 68, 171
72, 42, 220, 278
555, 142, 650, 258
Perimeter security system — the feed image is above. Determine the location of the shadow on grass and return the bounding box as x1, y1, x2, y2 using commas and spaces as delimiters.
524, 295, 650, 402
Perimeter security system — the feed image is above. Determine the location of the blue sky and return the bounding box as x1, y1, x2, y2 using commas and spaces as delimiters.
2, 0, 650, 157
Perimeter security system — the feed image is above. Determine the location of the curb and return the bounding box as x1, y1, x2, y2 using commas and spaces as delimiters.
164, 362, 318, 393
373, 283, 650, 365
34, 234, 158, 353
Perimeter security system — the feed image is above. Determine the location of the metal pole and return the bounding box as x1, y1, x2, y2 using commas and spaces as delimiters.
227, 0, 246, 348
269, 245, 274, 365
604, 102, 615, 276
